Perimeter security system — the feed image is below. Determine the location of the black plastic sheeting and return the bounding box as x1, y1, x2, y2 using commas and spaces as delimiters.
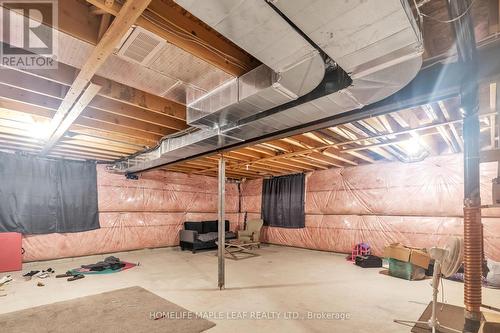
262, 173, 305, 228
0, 152, 99, 234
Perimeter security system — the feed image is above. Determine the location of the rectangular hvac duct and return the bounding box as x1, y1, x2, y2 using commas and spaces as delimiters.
116, 129, 243, 173
187, 64, 295, 128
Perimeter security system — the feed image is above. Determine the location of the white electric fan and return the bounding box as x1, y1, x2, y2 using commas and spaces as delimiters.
394, 236, 464, 333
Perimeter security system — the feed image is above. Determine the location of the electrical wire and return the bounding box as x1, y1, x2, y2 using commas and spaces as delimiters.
416, 0, 477, 24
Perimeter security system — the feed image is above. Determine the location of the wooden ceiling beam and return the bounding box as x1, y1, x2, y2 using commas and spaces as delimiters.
264, 159, 314, 172
11, 64, 186, 122
0, 91, 162, 144
87, 0, 257, 76
92, 76, 186, 121
89, 96, 185, 131
97, 13, 112, 41
5, 136, 123, 159
0, 83, 175, 140
231, 148, 309, 172
196, 154, 293, 175
223, 168, 264, 178
350, 122, 402, 160
225, 150, 307, 173
238, 161, 297, 174
489, 0, 500, 34
222, 147, 315, 171
42, 83, 103, 154
57, 0, 102, 44
332, 125, 392, 160
488, 82, 498, 149
0, 124, 134, 156
200, 158, 262, 177
0, 107, 145, 150
0, 138, 116, 161
246, 145, 279, 156
341, 132, 440, 153
311, 130, 376, 164
58, 138, 136, 155
378, 115, 394, 133
397, 110, 439, 155
239, 159, 305, 173
301, 152, 343, 168
55, 143, 126, 158
423, 104, 459, 153
263, 140, 297, 153
67, 138, 141, 153
363, 117, 387, 134
344, 151, 376, 163
390, 112, 410, 128
290, 134, 358, 166
252, 160, 304, 172
0, 69, 183, 133
68, 127, 152, 148
43, 0, 153, 154
0, 97, 159, 145
292, 157, 328, 170
437, 101, 464, 151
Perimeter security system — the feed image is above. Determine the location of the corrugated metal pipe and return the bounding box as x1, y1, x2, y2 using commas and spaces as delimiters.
447, 0, 483, 331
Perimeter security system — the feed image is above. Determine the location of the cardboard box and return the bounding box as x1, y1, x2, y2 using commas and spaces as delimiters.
383, 243, 411, 262
383, 243, 430, 269
480, 312, 500, 333
410, 249, 431, 269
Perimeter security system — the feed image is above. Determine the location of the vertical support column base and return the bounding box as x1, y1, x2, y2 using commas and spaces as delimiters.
217, 157, 226, 290
463, 315, 481, 333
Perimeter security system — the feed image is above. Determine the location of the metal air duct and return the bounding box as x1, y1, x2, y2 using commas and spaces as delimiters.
112, 0, 423, 173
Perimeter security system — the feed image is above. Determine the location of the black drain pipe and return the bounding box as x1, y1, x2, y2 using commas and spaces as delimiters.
447, 0, 482, 332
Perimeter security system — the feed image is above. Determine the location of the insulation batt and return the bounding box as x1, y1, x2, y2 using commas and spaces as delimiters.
22, 154, 500, 261
243, 154, 500, 261
22, 166, 240, 262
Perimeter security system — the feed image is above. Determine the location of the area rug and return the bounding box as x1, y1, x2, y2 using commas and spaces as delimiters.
0, 286, 215, 333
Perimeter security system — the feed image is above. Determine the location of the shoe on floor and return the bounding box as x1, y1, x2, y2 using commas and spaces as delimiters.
0, 275, 12, 286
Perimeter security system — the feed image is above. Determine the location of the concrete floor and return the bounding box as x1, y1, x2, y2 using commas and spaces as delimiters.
1, 245, 499, 333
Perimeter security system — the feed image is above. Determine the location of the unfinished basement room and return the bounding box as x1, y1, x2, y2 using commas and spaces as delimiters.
1, 0, 500, 332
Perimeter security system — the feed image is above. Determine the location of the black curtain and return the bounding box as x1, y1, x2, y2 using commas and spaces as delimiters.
0, 152, 99, 234
261, 173, 305, 228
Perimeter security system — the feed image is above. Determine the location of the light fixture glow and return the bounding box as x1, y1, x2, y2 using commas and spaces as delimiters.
403, 135, 429, 162
29, 122, 51, 140
406, 136, 424, 156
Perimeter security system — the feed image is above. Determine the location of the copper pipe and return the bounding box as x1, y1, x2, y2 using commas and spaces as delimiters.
463, 207, 482, 316
447, 0, 483, 330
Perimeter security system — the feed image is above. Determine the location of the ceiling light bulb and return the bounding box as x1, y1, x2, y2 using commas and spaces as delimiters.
29, 122, 51, 140
406, 137, 424, 156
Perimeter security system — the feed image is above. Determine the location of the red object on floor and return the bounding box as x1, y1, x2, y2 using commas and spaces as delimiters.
0, 232, 23, 272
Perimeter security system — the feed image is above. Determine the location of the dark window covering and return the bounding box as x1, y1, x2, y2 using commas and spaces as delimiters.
0, 152, 99, 234
261, 173, 305, 228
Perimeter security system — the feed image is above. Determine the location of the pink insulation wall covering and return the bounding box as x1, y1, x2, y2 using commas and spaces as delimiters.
21, 153, 500, 262
242, 154, 500, 261
22, 165, 241, 262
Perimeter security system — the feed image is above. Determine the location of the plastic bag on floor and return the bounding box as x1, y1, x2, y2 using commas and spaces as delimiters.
486, 259, 500, 288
